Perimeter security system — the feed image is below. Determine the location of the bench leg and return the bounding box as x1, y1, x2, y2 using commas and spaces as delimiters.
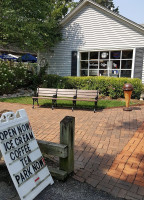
72, 99, 76, 111
94, 101, 97, 113
52, 99, 57, 110
37, 99, 39, 106
32, 99, 35, 109
32, 98, 39, 108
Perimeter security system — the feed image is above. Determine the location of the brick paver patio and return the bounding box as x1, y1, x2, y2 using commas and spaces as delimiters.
0, 102, 144, 200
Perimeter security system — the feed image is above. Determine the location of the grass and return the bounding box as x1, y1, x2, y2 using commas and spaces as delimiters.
0, 96, 137, 109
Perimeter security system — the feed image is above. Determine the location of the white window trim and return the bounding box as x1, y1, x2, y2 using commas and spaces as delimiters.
77, 51, 80, 76
78, 48, 135, 78
131, 48, 136, 78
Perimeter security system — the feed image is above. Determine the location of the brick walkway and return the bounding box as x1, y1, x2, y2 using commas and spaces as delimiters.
0, 102, 144, 200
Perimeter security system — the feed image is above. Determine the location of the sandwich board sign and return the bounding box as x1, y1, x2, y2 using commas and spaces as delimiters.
0, 109, 54, 200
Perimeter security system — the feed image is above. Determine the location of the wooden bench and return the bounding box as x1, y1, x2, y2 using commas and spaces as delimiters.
32, 88, 99, 112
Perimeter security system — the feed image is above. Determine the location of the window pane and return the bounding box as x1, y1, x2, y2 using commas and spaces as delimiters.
81, 61, 88, 69
121, 70, 131, 77
111, 51, 121, 59
110, 60, 120, 69
81, 52, 88, 60
99, 70, 108, 76
100, 51, 109, 59
89, 61, 98, 69
89, 70, 99, 76
90, 52, 98, 59
80, 70, 88, 76
122, 50, 133, 59
109, 70, 120, 77
121, 60, 132, 69
99, 60, 108, 69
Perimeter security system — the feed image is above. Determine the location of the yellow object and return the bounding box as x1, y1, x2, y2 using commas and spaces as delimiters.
124, 90, 132, 108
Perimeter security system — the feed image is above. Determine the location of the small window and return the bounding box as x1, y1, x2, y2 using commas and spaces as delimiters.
111, 51, 121, 59
89, 61, 98, 69
99, 70, 108, 76
109, 70, 119, 77
111, 60, 120, 69
121, 70, 131, 77
89, 70, 99, 76
121, 60, 132, 69
100, 51, 109, 59
80, 70, 88, 76
90, 52, 98, 60
81, 52, 88, 60
99, 61, 108, 69
122, 50, 133, 59
81, 61, 88, 69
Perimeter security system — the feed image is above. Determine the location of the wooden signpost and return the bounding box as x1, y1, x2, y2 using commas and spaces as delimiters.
0, 109, 53, 200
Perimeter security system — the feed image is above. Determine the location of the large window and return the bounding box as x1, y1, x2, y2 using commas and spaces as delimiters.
80, 50, 133, 78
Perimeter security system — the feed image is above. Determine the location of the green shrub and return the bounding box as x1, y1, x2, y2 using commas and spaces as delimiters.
0, 61, 34, 94
1, 60, 142, 99
40, 75, 143, 99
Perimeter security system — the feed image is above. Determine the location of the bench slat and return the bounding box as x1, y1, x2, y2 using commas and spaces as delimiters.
38, 88, 57, 97
57, 91, 76, 94
33, 97, 97, 102
77, 96, 97, 99
57, 89, 76, 92
57, 95, 75, 98
33, 97, 74, 101
38, 88, 57, 92
39, 94, 56, 97
57, 89, 76, 98
38, 92, 56, 95
77, 90, 98, 93
39, 91, 57, 94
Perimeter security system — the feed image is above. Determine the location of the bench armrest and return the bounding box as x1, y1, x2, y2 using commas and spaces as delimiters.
95, 91, 99, 100
33, 90, 38, 97
53, 94, 57, 98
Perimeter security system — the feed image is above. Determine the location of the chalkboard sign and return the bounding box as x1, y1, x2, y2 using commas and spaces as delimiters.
0, 109, 54, 200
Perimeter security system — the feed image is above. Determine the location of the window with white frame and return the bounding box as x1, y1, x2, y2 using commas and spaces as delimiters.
80, 50, 133, 78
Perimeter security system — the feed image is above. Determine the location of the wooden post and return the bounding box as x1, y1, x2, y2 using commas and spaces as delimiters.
59, 116, 75, 174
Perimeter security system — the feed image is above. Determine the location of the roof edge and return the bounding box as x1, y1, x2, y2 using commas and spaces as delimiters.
60, 0, 144, 33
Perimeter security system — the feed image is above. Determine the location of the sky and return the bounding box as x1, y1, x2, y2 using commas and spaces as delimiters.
113, 0, 144, 25
74, 0, 144, 25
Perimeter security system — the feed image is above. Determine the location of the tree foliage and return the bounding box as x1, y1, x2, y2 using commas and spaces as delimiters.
0, 0, 73, 52
77, 0, 119, 13
0, 0, 119, 52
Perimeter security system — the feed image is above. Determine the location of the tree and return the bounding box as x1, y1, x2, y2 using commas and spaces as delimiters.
77, 0, 119, 13
0, 0, 119, 52
0, 0, 73, 52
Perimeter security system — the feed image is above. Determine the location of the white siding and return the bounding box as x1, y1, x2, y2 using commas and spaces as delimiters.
41, 4, 144, 76
142, 51, 144, 83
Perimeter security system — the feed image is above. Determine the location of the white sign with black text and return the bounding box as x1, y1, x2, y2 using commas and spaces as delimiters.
0, 109, 54, 200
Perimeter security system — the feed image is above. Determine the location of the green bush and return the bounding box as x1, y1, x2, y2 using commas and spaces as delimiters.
0, 61, 34, 94
40, 75, 143, 99
0, 61, 142, 99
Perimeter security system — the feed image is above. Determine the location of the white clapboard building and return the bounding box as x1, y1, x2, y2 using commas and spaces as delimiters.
40, 0, 144, 82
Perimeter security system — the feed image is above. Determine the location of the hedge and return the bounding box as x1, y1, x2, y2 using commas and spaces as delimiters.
41, 74, 143, 99
0, 61, 34, 94
0, 60, 142, 99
